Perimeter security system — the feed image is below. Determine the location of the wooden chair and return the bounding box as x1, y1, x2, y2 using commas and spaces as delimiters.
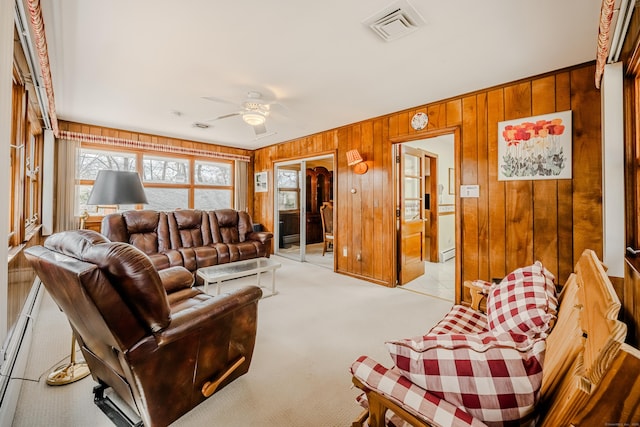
320, 202, 333, 256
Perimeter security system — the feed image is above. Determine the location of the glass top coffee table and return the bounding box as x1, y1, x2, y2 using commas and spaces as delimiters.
196, 257, 282, 298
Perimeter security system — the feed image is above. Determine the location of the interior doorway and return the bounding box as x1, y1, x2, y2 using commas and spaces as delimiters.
274, 155, 335, 269
397, 133, 456, 300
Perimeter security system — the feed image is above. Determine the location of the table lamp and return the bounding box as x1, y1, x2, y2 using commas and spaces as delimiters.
48, 170, 148, 385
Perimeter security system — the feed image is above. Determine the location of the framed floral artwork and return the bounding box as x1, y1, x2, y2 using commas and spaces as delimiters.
498, 110, 572, 181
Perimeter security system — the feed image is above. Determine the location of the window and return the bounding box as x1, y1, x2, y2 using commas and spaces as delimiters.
76, 147, 235, 214
143, 155, 189, 184
193, 160, 233, 210
9, 67, 43, 248
76, 148, 137, 214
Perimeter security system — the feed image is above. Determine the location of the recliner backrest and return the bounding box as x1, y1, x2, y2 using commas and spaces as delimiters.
38, 230, 171, 341
212, 209, 241, 243
103, 210, 172, 254
169, 209, 206, 248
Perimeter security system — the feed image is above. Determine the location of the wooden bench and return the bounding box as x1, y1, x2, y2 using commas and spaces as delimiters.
351, 249, 632, 426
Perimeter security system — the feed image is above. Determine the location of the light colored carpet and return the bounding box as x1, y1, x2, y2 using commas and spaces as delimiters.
12, 256, 453, 427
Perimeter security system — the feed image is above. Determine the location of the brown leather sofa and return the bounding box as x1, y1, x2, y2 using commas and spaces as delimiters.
25, 229, 263, 427
102, 209, 273, 275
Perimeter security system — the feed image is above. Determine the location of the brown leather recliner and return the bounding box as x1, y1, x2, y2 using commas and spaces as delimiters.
24, 229, 263, 427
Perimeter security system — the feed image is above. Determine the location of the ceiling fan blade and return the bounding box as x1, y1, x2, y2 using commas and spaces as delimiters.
252, 123, 267, 135
206, 112, 242, 122
202, 96, 238, 106
254, 131, 277, 141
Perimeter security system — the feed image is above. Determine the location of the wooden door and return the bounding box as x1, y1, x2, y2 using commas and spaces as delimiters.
423, 153, 439, 262
398, 145, 425, 285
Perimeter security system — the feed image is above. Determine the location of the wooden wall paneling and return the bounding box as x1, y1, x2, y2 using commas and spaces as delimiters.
388, 114, 398, 139
532, 76, 560, 280
476, 93, 490, 281
570, 65, 603, 261
504, 83, 534, 273
397, 111, 409, 136
372, 118, 385, 282
427, 104, 446, 130
487, 89, 507, 282
556, 72, 574, 283
461, 96, 480, 282
250, 63, 602, 295
351, 124, 363, 276
374, 119, 396, 286
446, 99, 462, 127
361, 121, 374, 278
336, 127, 351, 274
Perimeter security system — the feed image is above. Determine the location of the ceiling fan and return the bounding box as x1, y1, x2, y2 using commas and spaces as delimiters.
203, 91, 282, 136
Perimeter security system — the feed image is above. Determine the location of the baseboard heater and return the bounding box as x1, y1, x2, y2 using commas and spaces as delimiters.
283, 234, 300, 245
0, 279, 43, 426
439, 247, 455, 263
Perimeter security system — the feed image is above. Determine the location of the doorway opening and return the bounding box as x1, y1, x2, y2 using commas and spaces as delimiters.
273, 155, 335, 270
396, 133, 456, 301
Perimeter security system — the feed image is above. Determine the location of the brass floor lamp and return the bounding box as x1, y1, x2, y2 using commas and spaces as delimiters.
48, 170, 148, 386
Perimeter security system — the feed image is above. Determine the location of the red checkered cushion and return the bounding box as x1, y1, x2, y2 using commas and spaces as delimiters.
351, 355, 487, 427
386, 332, 545, 425
428, 305, 488, 335
486, 262, 558, 339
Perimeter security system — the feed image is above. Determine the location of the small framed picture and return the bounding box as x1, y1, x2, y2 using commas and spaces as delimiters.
255, 171, 268, 193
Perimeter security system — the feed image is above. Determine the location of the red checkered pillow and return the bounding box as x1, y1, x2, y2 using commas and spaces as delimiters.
386, 332, 545, 425
486, 262, 558, 338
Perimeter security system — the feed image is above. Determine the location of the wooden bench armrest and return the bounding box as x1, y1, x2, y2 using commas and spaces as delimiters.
464, 280, 491, 312
351, 376, 433, 427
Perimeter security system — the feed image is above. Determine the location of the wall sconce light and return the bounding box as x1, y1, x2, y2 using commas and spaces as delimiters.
346, 149, 368, 175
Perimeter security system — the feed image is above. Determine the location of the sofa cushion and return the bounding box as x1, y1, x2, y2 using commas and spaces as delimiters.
428, 305, 488, 335
386, 332, 545, 425
486, 261, 558, 339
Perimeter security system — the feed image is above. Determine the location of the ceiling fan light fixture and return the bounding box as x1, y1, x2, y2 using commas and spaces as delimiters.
243, 112, 266, 126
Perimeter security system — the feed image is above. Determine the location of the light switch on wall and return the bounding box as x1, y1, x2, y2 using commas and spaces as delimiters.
460, 185, 480, 198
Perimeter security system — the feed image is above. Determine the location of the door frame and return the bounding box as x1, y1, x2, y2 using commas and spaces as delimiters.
273, 153, 335, 267
390, 126, 462, 303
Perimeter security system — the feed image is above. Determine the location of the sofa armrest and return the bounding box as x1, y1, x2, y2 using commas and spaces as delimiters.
351, 356, 485, 427
158, 266, 194, 293
246, 231, 273, 244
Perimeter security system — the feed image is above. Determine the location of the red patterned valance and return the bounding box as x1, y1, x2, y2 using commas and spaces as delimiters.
58, 130, 250, 162
26, 0, 59, 135
595, 0, 616, 89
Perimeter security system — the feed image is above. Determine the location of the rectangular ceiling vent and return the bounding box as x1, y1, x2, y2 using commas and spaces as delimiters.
363, 0, 426, 42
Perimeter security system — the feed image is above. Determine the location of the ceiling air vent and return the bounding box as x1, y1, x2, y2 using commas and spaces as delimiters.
192, 122, 211, 129
363, 0, 425, 42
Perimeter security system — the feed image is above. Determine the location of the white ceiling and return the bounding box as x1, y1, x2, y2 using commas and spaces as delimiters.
39, 0, 602, 150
